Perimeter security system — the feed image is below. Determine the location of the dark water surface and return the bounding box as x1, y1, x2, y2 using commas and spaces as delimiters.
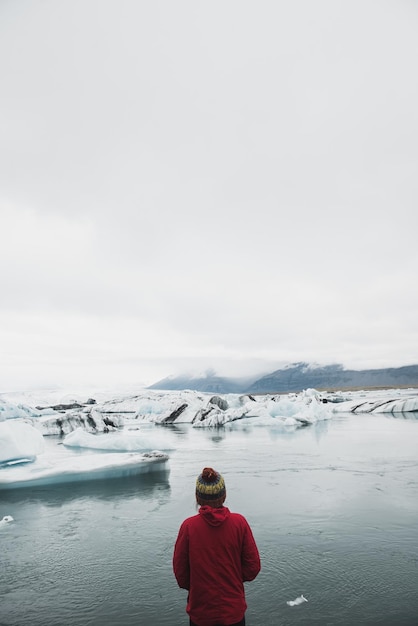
1, 413, 418, 626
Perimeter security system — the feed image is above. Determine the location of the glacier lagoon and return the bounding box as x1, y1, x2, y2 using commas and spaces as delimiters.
1, 404, 418, 625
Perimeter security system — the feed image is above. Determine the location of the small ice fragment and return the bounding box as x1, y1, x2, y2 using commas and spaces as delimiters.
287, 594, 308, 606
0, 515, 14, 525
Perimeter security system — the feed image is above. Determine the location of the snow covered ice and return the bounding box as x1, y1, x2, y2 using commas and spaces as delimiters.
0, 397, 47, 421
0, 421, 45, 464
329, 391, 418, 414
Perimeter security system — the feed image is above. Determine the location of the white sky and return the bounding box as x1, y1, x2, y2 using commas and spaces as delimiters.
1, 0, 417, 390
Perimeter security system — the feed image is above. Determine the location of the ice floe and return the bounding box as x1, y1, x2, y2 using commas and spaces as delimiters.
34, 407, 125, 436
287, 594, 308, 607
0, 450, 169, 490
0, 421, 45, 464
0, 397, 47, 421
328, 390, 418, 414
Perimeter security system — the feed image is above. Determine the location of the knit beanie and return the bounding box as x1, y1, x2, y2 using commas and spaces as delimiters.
195, 467, 226, 508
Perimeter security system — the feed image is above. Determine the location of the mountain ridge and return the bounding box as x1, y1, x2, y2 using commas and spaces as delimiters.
148, 362, 418, 394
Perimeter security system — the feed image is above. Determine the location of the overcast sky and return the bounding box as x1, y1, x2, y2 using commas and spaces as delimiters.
1, 0, 417, 391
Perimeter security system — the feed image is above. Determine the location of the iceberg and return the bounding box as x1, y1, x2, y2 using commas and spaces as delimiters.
287, 594, 308, 607
191, 390, 331, 428
0, 449, 169, 490
329, 391, 418, 414
0, 397, 46, 421
34, 407, 125, 436
0, 421, 45, 464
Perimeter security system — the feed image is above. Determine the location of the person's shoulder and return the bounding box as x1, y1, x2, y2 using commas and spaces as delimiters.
228, 511, 250, 526
179, 513, 200, 528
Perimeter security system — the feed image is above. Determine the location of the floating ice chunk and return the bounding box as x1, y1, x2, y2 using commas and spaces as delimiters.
287, 594, 308, 606
0, 421, 45, 463
34, 408, 125, 436
0, 450, 169, 490
0, 398, 45, 420
0, 515, 14, 525
330, 391, 418, 414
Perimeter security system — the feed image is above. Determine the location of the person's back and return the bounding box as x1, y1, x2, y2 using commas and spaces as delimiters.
173, 467, 261, 626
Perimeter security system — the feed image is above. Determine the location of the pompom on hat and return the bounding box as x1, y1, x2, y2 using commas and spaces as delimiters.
196, 467, 226, 508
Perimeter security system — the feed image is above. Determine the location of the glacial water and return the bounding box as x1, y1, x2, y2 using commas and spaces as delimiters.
1, 412, 417, 626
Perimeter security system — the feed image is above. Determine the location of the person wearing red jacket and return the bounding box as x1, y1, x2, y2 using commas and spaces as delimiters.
173, 467, 261, 626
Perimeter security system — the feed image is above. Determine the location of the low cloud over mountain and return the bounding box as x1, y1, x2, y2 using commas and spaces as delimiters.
148, 363, 418, 394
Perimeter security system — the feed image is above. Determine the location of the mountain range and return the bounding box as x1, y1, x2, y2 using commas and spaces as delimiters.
148, 362, 418, 394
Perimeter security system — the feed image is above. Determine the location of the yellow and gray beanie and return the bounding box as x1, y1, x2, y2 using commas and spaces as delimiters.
196, 467, 226, 508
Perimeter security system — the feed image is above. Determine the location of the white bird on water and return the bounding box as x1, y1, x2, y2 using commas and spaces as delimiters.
0, 515, 14, 525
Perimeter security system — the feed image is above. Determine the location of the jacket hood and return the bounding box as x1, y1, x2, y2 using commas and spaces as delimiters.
199, 505, 230, 526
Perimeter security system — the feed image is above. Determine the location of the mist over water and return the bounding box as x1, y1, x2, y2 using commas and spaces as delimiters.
1, 413, 418, 626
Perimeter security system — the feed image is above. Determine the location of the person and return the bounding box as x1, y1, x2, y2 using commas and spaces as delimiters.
173, 467, 261, 626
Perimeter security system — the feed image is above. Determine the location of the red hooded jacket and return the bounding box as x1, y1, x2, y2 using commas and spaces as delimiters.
173, 506, 261, 626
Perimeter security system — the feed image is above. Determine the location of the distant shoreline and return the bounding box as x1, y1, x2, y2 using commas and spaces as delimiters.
252, 384, 418, 396
318, 384, 418, 392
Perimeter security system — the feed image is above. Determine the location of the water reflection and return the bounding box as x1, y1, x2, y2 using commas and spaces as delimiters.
156, 423, 190, 435
312, 418, 330, 442
210, 432, 226, 443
